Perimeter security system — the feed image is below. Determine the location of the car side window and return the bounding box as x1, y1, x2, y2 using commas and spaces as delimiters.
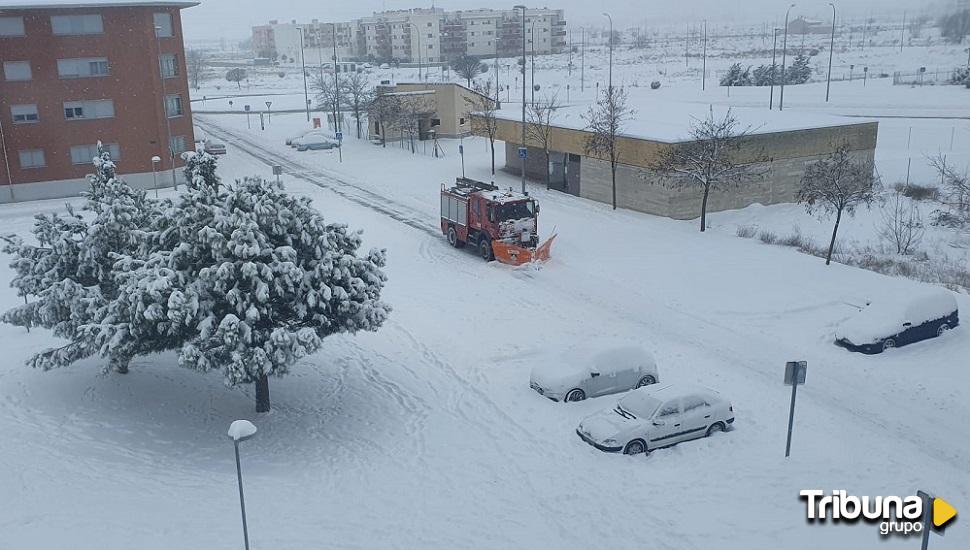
656, 402, 680, 417
683, 396, 708, 413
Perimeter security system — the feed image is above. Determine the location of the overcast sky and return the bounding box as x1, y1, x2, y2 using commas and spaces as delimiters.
7, 0, 946, 41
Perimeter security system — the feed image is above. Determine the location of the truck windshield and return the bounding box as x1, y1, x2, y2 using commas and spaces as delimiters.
497, 202, 535, 221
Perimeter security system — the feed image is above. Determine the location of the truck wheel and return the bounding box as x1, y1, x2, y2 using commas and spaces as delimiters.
447, 226, 464, 248
479, 238, 493, 261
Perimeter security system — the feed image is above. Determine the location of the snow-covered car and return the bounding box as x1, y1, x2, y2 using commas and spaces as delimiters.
380, 63, 391, 69
203, 139, 227, 155
286, 130, 331, 146
529, 343, 659, 402
295, 134, 340, 151
576, 384, 734, 455
835, 289, 959, 354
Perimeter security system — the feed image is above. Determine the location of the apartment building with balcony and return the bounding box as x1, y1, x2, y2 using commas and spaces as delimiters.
252, 6, 566, 66
0, 1, 197, 202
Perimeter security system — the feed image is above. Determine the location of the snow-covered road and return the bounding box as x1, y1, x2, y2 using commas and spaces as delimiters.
1, 112, 967, 549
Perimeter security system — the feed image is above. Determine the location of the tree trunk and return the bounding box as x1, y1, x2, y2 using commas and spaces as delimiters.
490, 139, 495, 175
700, 185, 711, 232
611, 163, 617, 210
544, 150, 551, 190
826, 209, 843, 265
255, 374, 271, 413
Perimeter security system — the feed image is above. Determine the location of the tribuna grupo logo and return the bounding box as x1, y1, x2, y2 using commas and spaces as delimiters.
800, 490, 958, 536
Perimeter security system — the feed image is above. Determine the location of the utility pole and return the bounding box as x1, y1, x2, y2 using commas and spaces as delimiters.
531, 19, 537, 105
685, 23, 690, 68
299, 27, 310, 122
581, 27, 585, 92
603, 13, 613, 93
333, 24, 341, 133
770, 27, 779, 109
826, 3, 836, 102
516, 5, 527, 194
702, 20, 707, 91
900, 11, 906, 53
779, 4, 795, 111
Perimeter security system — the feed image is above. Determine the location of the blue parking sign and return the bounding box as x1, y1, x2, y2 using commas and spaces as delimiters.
518, 147, 528, 159
459, 144, 464, 154
335, 131, 343, 141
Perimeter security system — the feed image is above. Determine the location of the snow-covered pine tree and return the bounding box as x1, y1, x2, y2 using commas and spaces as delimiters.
785, 54, 813, 85
2, 143, 159, 373
88, 152, 391, 412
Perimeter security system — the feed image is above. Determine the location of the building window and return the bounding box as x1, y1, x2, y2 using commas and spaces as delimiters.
71, 143, 120, 165
159, 54, 179, 78
57, 58, 109, 78
64, 99, 115, 120
154, 13, 173, 37
18, 149, 46, 169
169, 135, 187, 155
10, 104, 39, 124
3, 61, 32, 81
0, 16, 25, 36
51, 14, 103, 35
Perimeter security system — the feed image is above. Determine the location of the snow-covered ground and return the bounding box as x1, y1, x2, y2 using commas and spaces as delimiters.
3, 18, 969, 550
2, 104, 968, 548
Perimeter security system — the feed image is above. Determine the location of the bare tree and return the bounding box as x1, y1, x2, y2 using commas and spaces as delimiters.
395, 94, 434, 154
928, 153, 970, 227
464, 79, 498, 175
342, 71, 375, 139
185, 49, 209, 90
878, 190, 924, 255
526, 92, 562, 189
583, 85, 634, 210
651, 108, 770, 232
797, 144, 880, 265
312, 73, 342, 128
453, 54, 485, 86
369, 92, 403, 148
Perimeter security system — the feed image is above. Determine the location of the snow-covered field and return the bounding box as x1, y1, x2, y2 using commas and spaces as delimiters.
3, 18, 969, 550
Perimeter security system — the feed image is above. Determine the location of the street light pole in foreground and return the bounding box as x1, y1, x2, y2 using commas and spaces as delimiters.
228, 420, 258, 550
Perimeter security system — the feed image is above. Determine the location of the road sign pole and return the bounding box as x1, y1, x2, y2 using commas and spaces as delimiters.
918, 490, 932, 550
785, 379, 798, 457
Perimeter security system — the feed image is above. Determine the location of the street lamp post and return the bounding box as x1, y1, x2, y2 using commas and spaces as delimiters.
228, 420, 258, 550
581, 26, 586, 92
825, 3, 836, 102
298, 27, 310, 122
531, 19, 537, 105
702, 20, 708, 91
151, 156, 160, 198
333, 24, 341, 133
779, 3, 796, 111
770, 27, 780, 109
515, 5, 527, 194
0, 117, 13, 201
603, 13, 613, 93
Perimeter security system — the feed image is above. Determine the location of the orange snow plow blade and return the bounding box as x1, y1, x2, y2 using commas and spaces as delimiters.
492, 234, 558, 266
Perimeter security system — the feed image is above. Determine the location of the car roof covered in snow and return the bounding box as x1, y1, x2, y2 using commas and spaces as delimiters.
835, 288, 958, 344
627, 383, 721, 403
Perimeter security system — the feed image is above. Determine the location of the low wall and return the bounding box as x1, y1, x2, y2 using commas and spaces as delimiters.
0, 170, 186, 204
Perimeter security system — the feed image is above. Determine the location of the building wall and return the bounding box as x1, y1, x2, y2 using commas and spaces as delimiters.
389, 82, 492, 138
1, 5, 195, 191
487, 117, 879, 219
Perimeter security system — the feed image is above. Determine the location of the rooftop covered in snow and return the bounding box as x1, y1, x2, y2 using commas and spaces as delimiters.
492, 100, 874, 144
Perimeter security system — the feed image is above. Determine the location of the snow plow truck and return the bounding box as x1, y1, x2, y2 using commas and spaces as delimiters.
440, 177, 556, 265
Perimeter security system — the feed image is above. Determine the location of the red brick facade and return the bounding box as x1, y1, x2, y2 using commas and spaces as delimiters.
0, 2, 197, 188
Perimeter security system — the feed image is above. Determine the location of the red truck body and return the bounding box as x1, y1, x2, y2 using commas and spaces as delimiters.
440, 178, 542, 263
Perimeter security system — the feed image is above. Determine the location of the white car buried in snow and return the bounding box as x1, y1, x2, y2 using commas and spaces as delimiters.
529, 344, 659, 402
577, 384, 734, 455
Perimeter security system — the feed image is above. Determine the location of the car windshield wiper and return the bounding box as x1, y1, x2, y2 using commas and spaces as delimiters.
614, 406, 636, 420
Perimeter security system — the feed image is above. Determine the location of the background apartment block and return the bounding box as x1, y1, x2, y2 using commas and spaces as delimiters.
0, 1, 197, 202
251, 6, 566, 66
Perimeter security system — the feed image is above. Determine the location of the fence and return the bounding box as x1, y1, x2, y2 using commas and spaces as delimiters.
892, 67, 963, 86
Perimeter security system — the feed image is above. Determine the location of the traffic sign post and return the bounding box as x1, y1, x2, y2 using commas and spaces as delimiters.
272, 165, 282, 185
518, 147, 528, 159
784, 361, 807, 458
244, 105, 251, 129
335, 131, 343, 163
918, 490, 933, 550
265, 101, 273, 123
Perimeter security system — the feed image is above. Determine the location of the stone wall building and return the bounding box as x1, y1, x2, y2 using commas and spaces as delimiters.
478, 103, 877, 220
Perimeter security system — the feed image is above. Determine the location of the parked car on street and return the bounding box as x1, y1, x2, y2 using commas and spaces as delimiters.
835, 289, 959, 354
286, 130, 333, 146
203, 139, 227, 155
295, 134, 339, 151
577, 384, 734, 455
529, 342, 659, 402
